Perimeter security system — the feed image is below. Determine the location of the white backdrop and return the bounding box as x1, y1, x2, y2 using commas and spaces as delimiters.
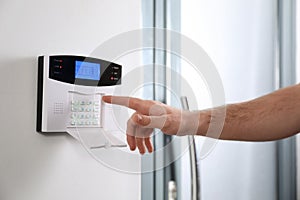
0, 1, 142, 200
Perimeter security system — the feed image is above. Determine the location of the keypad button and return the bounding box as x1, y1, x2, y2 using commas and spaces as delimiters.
85, 114, 91, 119
70, 99, 101, 127
93, 107, 100, 112
93, 114, 99, 119
93, 120, 99, 125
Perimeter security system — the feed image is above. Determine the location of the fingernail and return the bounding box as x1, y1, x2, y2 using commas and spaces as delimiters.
130, 146, 136, 151
137, 114, 143, 122
140, 151, 145, 155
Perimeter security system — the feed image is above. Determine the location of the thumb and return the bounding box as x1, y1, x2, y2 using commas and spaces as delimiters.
133, 113, 167, 130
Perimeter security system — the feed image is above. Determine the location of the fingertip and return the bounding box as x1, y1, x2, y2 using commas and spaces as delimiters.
102, 95, 112, 103
136, 138, 146, 155
126, 135, 136, 151
147, 147, 153, 153
128, 142, 136, 151
130, 146, 136, 151
139, 149, 145, 155
145, 138, 153, 153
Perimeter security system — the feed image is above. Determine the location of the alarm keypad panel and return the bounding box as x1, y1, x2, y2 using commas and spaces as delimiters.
68, 93, 102, 128
37, 55, 122, 134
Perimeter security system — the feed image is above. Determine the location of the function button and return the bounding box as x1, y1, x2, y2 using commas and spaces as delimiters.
71, 101, 79, 105
70, 120, 76, 126
79, 114, 85, 119
92, 120, 100, 125
93, 114, 99, 119
93, 107, 100, 112
77, 121, 84, 126
85, 114, 92, 119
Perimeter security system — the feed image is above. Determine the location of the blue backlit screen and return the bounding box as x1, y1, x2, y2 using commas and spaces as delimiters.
75, 61, 100, 80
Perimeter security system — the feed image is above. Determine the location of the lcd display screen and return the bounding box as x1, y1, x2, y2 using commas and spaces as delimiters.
75, 61, 100, 80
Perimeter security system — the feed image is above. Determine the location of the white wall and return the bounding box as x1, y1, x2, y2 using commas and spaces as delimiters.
0, 0, 142, 200
181, 0, 277, 200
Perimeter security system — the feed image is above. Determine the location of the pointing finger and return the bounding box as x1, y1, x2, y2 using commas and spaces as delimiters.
102, 96, 156, 115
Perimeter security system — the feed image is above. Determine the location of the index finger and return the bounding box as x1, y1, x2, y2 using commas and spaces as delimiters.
102, 95, 155, 114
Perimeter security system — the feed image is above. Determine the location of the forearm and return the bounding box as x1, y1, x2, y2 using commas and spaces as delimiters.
197, 84, 300, 141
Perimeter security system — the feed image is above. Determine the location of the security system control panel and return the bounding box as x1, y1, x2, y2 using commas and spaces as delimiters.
49, 55, 121, 86
36, 55, 122, 133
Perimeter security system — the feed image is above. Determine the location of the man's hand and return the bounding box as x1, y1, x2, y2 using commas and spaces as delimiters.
102, 96, 200, 154
103, 84, 300, 153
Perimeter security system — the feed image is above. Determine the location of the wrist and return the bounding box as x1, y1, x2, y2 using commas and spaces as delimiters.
197, 110, 211, 136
